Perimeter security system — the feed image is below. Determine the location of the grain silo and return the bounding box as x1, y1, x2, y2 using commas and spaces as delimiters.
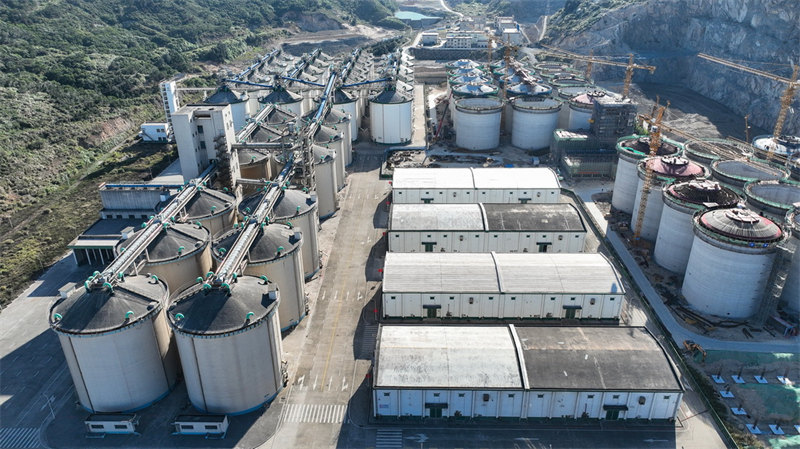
239, 189, 321, 279
333, 88, 359, 141
168, 277, 283, 414
744, 179, 800, 219
212, 224, 306, 331
683, 138, 749, 165
312, 144, 338, 218
454, 97, 503, 151
324, 108, 353, 165
567, 90, 618, 130
611, 135, 683, 214
653, 180, 740, 273
450, 74, 493, 86
116, 223, 212, 293
751, 135, 800, 162
682, 207, 786, 319
205, 86, 250, 131
511, 97, 562, 150
49, 275, 177, 412
237, 149, 272, 180
451, 82, 499, 99
445, 59, 483, 71
711, 159, 788, 189
315, 125, 346, 191
631, 156, 708, 240
448, 67, 487, 79
260, 85, 304, 116
781, 208, 800, 315
506, 83, 552, 98
180, 188, 236, 238
370, 85, 412, 145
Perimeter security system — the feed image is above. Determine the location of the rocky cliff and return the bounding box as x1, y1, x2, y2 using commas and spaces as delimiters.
548, 0, 800, 135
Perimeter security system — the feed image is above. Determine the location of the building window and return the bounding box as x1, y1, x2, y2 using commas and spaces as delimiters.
197, 125, 204, 134
449, 296, 455, 300
199, 141, 206, 150
390, 296, 396, 300
639, 396, 647, 405
458, 393, 465, 398
508, 394, 515, 398
433, 393, 440, 397
493, 234, 498, 238
430, 296, 435, 300
510, 296, 516, 301
570, 297, 576, 301
587, 395, 594, 398
663, 395, 670, 400
205, 425, 218, 430
443, 234, 448, 237
610, 297, 615, 301
181, 425, 193, 430
90, 424, 104, 430
613, 395, 620, 399
114, 424, 127, 430
483, 394, 490, 402
469, 297, 474, 304
590, 298, 596, 305
537, 394, 544, 398
558, 235, 564, 241
550, 297, 556, 301
488, 296, 494, 300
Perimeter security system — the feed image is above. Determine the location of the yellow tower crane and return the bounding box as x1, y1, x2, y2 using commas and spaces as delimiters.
633, 100, 669, 244
697, 53, 799, 152
539, 44, 656, 98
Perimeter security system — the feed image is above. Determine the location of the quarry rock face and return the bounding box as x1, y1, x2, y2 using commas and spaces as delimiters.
550, 0, 800, 135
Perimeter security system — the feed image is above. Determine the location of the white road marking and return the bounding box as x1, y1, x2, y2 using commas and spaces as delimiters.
281, 404, 347, 423
0, 427, 40, 448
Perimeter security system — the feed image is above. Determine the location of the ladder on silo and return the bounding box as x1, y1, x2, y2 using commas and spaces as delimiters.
753, 244, 794, 327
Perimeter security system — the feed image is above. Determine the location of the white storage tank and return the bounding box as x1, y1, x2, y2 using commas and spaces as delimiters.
49, 275, 177, 412
206, 86, 250, 132
751, 135, 800, 162
744, 179, 800, 220
653, 180, 740, 273
239, 189, 321, 279
315, 125, 346, 191
324, 108, 353, 166
683, 138, 749, 166
180, 188, 236, 239
451, 82, 499, 99
445, 59, 483, 70
454, 97, 502, 151
334, 88, 359, 142
506, 83, 552, 98
711, 159, 789, 189
450, 74, 492, 86
682, 207, 787, 319
568, 90, 617, 130
631, 156, 708, 240
781, 208, 800, 316
260, 86, 304, 116
511, 97, 562, 150
611, 135, 683, 214
312, 144, 338, 218
116, 223, 212, 293
370, 85, 412, 145
448, 68, 486, 79
168, 277, 283, 414
212, 223, 306, 331
237, 149, 272, 181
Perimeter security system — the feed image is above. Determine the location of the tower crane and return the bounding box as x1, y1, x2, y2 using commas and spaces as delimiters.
538, 44, 656, 98
633, 99, 669, 244
697, 53, 799, 152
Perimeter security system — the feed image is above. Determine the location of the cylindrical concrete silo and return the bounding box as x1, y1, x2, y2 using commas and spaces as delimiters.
181, 188, 236, 239
260, 86, 304, 116
511, 97, 562, 150
781, 208, 800, 316
239, 189, 321, 279
315, 125, 346, 191
212, 224, 306, 331
711, 159, 789, 189
653, 180, 740, 273
611, 135, 683, 213
369, 85, 413, 145
238, 149, 272, 181
744, 179, 800, 220
454, 97, 502, 151
116, 223, 212, 293
205, 86, 250, 132
751, 135, 800, 164
333, 88, 359, 142
324, 108, 353, 166
506, 83, 552, 99
448, 68, 486, 79
568, 90, 617, 130
683, 138, 749, 166
168, 277, 283, 414
312, 145, 338, 218
445, 59, 483, 71
683, 207, 787, 319
631, 156, 708, 240
49, 275, 177, 412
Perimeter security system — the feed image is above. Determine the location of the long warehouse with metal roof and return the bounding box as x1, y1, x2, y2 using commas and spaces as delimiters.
381, 252, 624, 320
388, 203, 586, 253
391, 167, 561, 204
373, 325, 684, 420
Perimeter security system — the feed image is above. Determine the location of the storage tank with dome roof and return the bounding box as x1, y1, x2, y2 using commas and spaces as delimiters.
568, 90, 618, 129
454, 97, 502, 151
324, 108, 353, 165
312, 144, 338, 218
682, 207, 787, 319
370, 85, 412, 144
711, 158, 788, 189
611, 135, 683, 214
237, 149, 272, 181
511, 97, 562, 150
260, 85, 304, 116
177, 187, 236, 238
333, 88, 359, 142
781, 208, 800, 316
315, 125, 346, 191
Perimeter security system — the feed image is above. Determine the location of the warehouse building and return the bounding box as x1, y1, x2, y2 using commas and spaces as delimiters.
391, 168, 561, 204
382, 252, 624, 320
373, 325, 683, 421
388, 203, 586, 253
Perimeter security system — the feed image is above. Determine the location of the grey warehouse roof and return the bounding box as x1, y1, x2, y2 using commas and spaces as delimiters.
516, 327, 683, 391
389, 203, 584, 232
382, 253, 624, 295
392, 167, 560, 190
375, 325, 523, 389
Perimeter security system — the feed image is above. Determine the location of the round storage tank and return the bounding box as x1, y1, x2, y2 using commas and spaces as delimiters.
49, 275, 177, 412
550, 76, 592, 90
711, 159, 788, 188
448, 68, 486, 79
684, 138, 750, 165
181, 188, 236, 238
324, 108, 353, 166
752, 135, 800, 162
781, 208, 800, 315
445, 59, 482, 70
370, 86, 412, 145
334, 88, 359, 142
682, 207, 786, 319
506, 83, 552, 98
212, 224, 306, 331
312, 144, 338, 218
631, 156, 708, 240
454, 97, 502, 151
206, 86, 250, 132
117, 223, 212, 293
239, 189, 321, 279
238, 149, 272, 180
450, 74, 492, 86
653, 180, 740, 273
315, 125, 346, 191
744, 179, 800, 219
451, 82, 499, 99
168, 277, 283, 414
511, 97, 562, 150
260, 86, 304, 116
568, 90, 617, 130
611, 135, 683, 214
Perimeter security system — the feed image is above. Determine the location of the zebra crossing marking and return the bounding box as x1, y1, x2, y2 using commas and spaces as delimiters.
0, 428, 39, 449
375, 429, 403, 449
281, 404, 348, 424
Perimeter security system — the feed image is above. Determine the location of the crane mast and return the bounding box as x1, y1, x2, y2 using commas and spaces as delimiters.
633, 101, 669, 243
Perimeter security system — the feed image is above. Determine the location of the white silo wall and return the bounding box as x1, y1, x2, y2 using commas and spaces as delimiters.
245, 250, 306, 331
315, 160, 338, 218
455, 98, 502, 151
568, 105, 592, 129
653, 202, 695, 273
335, 102, 359, 142
630, 178, 666, 241
276, 209, 320, 279
370, 101, 413, 144
175, 311, 283, 414
781, 235, 800, 315
611, 157, 639, 213
59, 312, 177, 412
511, 100, 562, 150
230, 102, 250, 133
682, 236, 776, 319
